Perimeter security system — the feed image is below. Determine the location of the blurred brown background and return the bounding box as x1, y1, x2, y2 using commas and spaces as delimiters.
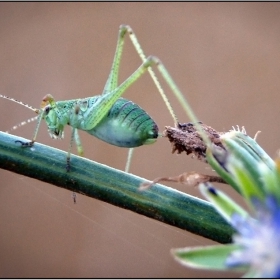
0, 2, 279, 278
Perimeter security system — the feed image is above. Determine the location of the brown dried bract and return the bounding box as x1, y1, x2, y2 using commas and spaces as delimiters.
163, 122, 225, 163
139, 122, 228, 191
139, 171, 226, 191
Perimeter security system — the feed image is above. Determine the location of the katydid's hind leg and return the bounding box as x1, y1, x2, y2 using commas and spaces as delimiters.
102, 25, 128, 94
103, 25, 177, 126
84, 56, 162, 130
151, 57, 211, 145
105, 25, 177, 172
123, 25, 178, 126
95, 26, 177, 172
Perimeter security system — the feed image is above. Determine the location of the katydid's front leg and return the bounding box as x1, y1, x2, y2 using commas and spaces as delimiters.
15, 101, 47, 148
15, 94, 73, 166
66, 127, 84, 172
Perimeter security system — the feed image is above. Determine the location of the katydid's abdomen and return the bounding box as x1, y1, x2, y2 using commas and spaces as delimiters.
87, 98, 158, 147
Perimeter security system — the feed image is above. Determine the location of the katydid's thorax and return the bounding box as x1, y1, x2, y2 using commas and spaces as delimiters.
42, 97, 97, 139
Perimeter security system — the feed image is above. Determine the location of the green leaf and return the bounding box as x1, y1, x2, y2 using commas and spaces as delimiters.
225, 131, 275, 170
199, 183, 248, 224
206, 146, 241, 193
222, 136, 266, 195
258, 162, 280, 203
227, 157, 264, 209
0, 131, 234, 243
172, 243, 246, 271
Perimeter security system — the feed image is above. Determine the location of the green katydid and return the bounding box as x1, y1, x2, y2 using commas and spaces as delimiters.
1, 25, 179, 172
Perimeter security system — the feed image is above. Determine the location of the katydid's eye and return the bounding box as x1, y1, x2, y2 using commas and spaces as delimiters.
45, 106, 51, 114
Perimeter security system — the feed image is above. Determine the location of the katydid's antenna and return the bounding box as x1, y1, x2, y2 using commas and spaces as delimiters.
6, 116, 39, 134
0, 94, 40, 133
0, 94, 40, 114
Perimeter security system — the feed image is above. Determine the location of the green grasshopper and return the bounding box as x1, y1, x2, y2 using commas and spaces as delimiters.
1, 25, 178, 172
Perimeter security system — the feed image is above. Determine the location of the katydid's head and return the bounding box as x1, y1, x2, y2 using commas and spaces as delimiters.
41, 94, 55, 109
40, 94, 64, 139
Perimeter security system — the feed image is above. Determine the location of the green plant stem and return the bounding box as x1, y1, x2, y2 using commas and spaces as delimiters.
0, 131, 234, 243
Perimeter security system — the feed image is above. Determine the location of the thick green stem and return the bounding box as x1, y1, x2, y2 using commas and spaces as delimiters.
0, 131, 234, 243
